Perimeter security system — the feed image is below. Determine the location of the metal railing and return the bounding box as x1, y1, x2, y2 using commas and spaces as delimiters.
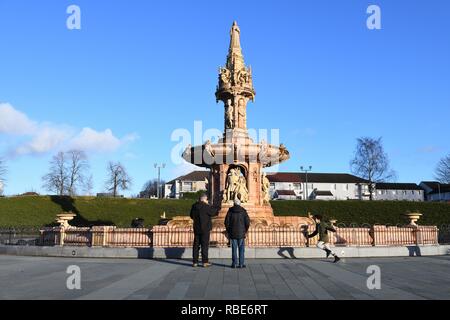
0, 223, 444, 248
0, 228, 41, 246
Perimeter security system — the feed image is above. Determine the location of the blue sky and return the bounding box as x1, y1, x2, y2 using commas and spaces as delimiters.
0, 0, 449, 196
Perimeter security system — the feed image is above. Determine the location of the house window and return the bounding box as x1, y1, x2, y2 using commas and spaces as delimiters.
334, 184, 337, 190
270, 183, 275, 189
345, 184, 349, 190
412, 190, 415, 195
184, 182, 193, 192
293, 183, 301, 190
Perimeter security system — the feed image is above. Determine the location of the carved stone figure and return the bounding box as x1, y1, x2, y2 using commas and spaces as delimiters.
259, 139, 269, 162
182, 144, 192, 160
237, 98, 247, 129
236, 69, 249, 87
235, 175, 249, 202
261, 172, 270, 204
204, 140, 215, 157
220, 67, 231, 86
223, 167, 249, 203
223, 168, 239, 202
225, 99, 234, 129
279, 143, 290, 162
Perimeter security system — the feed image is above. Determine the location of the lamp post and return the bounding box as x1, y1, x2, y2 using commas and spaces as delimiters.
154, 163, 166, 198
300, 165, 312, 200
438, 183, 441, 202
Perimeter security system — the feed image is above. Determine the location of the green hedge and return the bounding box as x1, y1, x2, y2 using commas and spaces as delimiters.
180, 191, 206, 200
0, 196, 195, 228
271, 200, 450, 226
0, 196, 449, 228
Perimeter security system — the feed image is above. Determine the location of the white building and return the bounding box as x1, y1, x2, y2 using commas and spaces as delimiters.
164, 170, 432, 202
374, 183, 424, 201
420, 181, 450, 202
267, 172, 371, 200
164, 171, 209, 198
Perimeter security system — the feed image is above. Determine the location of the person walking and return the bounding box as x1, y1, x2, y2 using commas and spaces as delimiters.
306, 214, 340, 263
224, 198, 250, 268
190, 193, 219, 267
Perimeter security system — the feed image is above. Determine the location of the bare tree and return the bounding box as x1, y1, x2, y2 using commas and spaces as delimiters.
350, 137, 396, 200
141, 178, 166, 198
0, 157, 6, 195
42, 152, 68, 196
84, 174, 94, 195
435, 154, 450, 183
42, 150, 90, 196
105, 162, 132, 197
66, 150, 89, 196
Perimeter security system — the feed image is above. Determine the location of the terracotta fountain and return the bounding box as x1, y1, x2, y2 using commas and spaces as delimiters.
169, 22, 312, 228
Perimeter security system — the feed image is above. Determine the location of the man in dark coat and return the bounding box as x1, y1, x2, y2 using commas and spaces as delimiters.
224, 199, 250, 268
190, 193, 219, 267
306, 214, 340, 263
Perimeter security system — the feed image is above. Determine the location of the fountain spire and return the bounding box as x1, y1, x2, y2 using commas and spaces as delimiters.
227, 21, 244, 71
216, 21, 255, 133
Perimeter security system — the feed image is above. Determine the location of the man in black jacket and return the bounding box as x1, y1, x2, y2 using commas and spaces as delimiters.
306, 214, 340, 263
190, 193, 219, 267
224, 199, 250, 268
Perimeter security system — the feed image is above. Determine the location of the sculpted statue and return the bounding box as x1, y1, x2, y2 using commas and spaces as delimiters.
237, 98, 246, 128
235, 175, 249, 203
225, 99, 234, 129
223, 167, 248, 203
219, 67, 231, 86
236, 69, 249, 87
259, 139, 269, 162
261, 172, 270, 204
182, 144, 192, 161
223, 168, 239, 203
204, 140, 215, 157
279, 143, 290, 162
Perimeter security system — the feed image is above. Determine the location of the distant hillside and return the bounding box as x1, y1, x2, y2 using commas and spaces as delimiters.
0, 196, 449, 228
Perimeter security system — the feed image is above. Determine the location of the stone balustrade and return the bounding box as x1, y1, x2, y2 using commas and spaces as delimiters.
39, 224, 439, 248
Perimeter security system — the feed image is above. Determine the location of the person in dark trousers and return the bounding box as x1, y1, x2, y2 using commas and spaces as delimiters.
224, 198, 250, 268
306, 214, 340, 263
190, 193, 219, 267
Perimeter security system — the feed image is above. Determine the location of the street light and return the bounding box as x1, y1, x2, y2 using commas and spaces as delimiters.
300, 165, 312, 200
438, 183, 442, 202
154, 163, 166, 199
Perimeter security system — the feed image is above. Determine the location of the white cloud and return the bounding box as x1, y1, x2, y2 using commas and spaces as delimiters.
15, 126, 73, 156
70, 128, 123, 152
0, 103, 138, 157
0, 103, 36, 135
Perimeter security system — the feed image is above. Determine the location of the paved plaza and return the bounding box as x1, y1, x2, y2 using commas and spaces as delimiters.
0, 255, 449, 300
